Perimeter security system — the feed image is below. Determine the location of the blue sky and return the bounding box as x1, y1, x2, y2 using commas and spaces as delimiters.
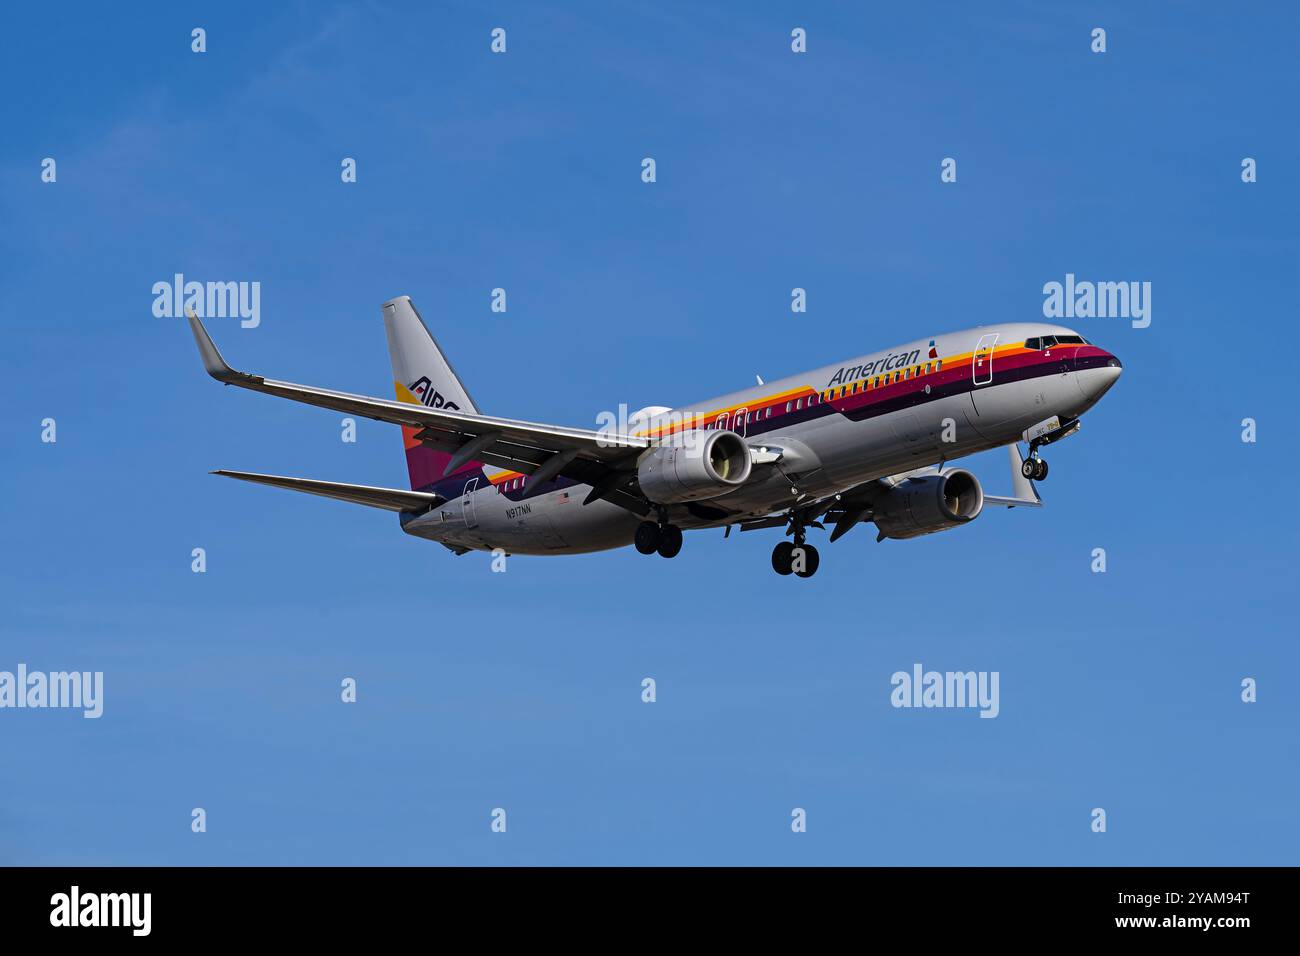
1, 1, 1296, 865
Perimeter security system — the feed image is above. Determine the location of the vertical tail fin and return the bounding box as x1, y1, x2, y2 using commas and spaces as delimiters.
382, 296, 481, 492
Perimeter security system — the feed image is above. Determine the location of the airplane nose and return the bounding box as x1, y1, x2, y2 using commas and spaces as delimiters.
1078, 352, 1122, 403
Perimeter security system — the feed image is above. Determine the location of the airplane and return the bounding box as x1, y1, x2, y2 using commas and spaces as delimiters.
187, 296, 1122, 577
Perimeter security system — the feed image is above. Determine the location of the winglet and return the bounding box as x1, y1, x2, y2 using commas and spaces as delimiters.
187, 308, 261, 384
1007, 443, 1041, 503
982, 444, 1043, 508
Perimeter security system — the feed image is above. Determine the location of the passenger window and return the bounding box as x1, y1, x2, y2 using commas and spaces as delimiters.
936, 360, 943, 371
785, 401, 792, 413
765, 407, 772, 418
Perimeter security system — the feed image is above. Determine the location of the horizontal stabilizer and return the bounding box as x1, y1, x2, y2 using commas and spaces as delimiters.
213, 470, 444, 513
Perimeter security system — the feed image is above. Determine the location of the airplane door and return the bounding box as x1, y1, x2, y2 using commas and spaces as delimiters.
972, 333, 998, 386
461, 477, 479, 529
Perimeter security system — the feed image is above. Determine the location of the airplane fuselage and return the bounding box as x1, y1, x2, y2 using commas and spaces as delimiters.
399, 322, 1122, 555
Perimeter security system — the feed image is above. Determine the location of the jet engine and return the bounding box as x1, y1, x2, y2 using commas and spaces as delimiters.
637, 429, 752, 504
872, 469, 984, 540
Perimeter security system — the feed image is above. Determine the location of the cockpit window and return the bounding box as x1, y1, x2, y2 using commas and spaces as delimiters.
1025, 337, 1040, 350
1054, 335, 1086, 345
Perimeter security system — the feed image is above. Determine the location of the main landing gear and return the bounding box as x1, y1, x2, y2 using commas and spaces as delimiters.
771, 530, 820, 578
635, 519, 683, 558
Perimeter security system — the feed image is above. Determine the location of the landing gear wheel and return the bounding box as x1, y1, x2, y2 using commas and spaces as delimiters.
656, 524, 683, 558
634, 520, 660, 555
1022, 456, 1049, 481
771, 541, 795, 575
793, 544, 820, 578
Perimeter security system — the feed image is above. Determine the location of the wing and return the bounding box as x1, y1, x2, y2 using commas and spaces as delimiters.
212, 471, 445, 512
767, 443, 1045, 542
188, 311, 652, 514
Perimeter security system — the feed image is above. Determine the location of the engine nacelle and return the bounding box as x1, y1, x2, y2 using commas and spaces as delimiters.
637, 429, 752, 504
872, 469, 984, 541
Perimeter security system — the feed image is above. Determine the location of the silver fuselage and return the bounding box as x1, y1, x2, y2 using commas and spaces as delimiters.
401, 322, 1121, 554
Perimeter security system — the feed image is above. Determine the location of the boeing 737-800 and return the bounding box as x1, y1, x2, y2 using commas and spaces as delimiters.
187, 296, 1122, 577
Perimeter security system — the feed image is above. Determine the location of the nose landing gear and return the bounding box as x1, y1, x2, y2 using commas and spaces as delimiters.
1021, 437, 1050, 481
1020, 418, 1080, 482
1020, 454, 1049, 481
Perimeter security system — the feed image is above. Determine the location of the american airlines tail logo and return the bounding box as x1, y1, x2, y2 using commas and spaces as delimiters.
408, 377, 460, 411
